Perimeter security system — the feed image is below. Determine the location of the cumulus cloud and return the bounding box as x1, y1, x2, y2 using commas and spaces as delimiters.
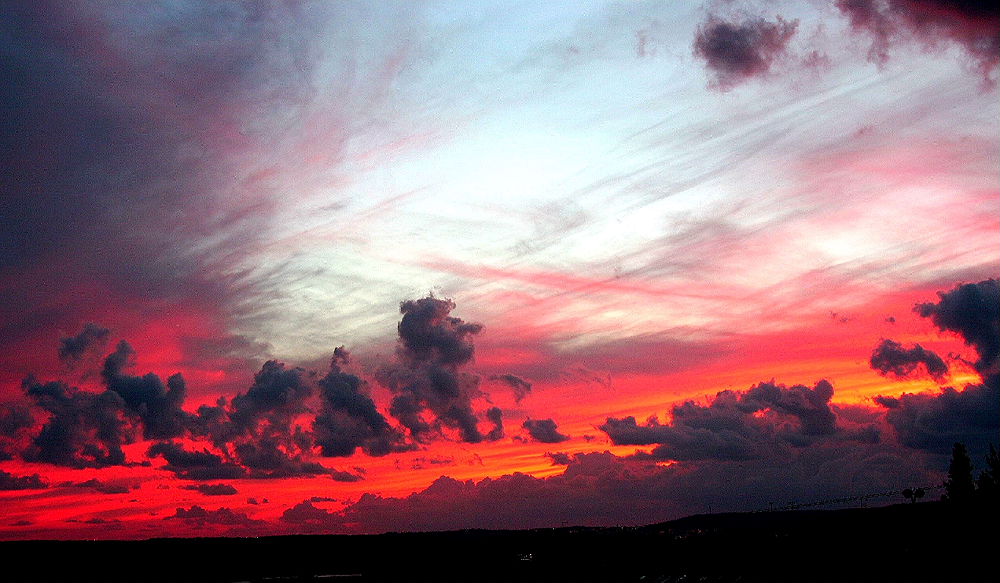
601, 380, 848, 461
379, 297, 494, 444
836, 0, 1000, 77
229, 360, 312, 435
522, 418, 570, 443
693, 15, 798, 90
313, 347, 409, 457
102, 340, 191, 440
21, 378, 130, 468
875, 376, 999, 456
915, 279, 999, 375
870, 339, 949, 380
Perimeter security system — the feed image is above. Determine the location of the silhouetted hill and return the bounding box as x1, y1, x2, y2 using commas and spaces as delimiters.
4, 500, 994, 582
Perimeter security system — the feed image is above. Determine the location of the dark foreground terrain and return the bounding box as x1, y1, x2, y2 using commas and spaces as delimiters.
4, 500, 994, 583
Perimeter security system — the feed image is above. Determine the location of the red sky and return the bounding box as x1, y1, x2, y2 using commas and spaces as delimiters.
1, 0, 998, 540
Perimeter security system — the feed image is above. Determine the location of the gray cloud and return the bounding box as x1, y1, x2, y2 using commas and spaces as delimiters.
522, 418, 569, 444
380, 297, 492, 444
601, 380, 849, 461
693, 15, 798, 90
870, 339, 949, 380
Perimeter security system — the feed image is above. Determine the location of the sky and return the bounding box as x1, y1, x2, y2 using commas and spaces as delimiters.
1, 0, 998, 540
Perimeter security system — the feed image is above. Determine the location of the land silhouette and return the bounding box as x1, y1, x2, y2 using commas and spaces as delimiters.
4, 496, 994, 583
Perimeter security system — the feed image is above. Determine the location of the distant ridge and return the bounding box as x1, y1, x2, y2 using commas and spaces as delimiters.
4, 500, 993, 582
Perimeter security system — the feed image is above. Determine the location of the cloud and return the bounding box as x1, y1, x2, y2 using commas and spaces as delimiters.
693, 15, 798, 90
58, 323, 110, 363
102, 340, 191, 440
836, 0, 1000, 77
379, 297, 492, 444
485, 406, 504, 441
870, 338, 949, 380
0, 469, 47, 490
181, 483, 239, 496
165, 505, 265, 528
545, 451, 573, 465
229, 360, 312, 435
0, 403, 33, 460
875, 375, 999, 456
147, 442, 246, 481
601, 380, 849, 461
281, 500, 333, 527
522, 418, 570, 444
67, 478, 130, 495
278, 444, 934, 534
915, 279, 999, 375
489, 374, 532, 403
21, 378, 130, 468
313, 347, 409, 457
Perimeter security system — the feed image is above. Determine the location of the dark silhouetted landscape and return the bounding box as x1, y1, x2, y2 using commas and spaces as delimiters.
5, 498, 994, 583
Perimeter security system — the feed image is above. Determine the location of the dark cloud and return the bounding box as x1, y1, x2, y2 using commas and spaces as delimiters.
147, 442, 246, 481
313, 348, 409, 457
102, 341, 191, 440
836, 0, 1000, 76
22, 377, 130, 468
0, 403, 33, 460
485, 406, 504, 441
693, 15, 798, 90
522, 418, 569, 444
165, 505, 265, 528
0, 469, 47, 490
281, 500, 335, 528
545, 452, 573, 465
58, 323, 110, 363
229, 360, 312, 434
875, 375, 999, 456
601, 380, 845, 461
233, 435, 332, 479
870, 339, 949, 380
181, 483, 239, 496
282, 445, 933, 534
379, 297, 491, 444
489, 374, 532, 403
0, 1, 300, 366
915, 279, 999, 374
397, 297, 483, 366
67, 478, 130, 495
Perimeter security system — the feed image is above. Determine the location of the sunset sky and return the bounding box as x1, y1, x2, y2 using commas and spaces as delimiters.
1, 0, 998, 540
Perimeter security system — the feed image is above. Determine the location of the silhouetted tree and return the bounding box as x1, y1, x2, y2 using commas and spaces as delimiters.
976, 444, 999, 501
944, 442, 975, 502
